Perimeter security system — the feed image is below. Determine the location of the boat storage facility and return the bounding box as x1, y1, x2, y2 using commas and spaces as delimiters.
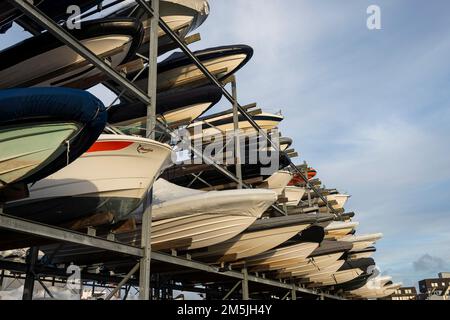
0, 0, 399, 300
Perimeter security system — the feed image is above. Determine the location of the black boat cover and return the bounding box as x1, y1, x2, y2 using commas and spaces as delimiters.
0, 87, 107, 184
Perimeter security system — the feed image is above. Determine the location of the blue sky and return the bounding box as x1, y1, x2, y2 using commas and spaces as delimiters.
2, 0, 450, 288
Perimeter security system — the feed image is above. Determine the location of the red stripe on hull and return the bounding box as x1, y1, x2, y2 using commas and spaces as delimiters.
87, 141, 134, 153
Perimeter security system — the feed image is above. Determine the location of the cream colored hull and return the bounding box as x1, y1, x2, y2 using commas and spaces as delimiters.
284, 186, 306, 207
262, 171, 292, 196
324, 228, 355, 240
188, 113, 283, 141
137, 54, 247, 92
298, 260, 345, 282
152, 213, 259, 250
191, 223, 311, 263
277, 252, 344, 279
308, 268, 364, 287
0, 36, 133, 88
235, 242, 319, 272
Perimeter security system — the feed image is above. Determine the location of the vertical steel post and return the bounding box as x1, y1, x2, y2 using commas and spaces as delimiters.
146, 0, 159, 140
22, 247, 39, 300
291, 285, 297, 300
231, 78, 243, 189
242, 267, 249, 300
139, 0, 159, 301
0, 270, 4, 289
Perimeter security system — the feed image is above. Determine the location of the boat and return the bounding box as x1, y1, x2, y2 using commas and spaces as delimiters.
231, 226, 325, 272
341, 233, 383, 252
0, 0, 102, 34
108, 45, 253, 94
0, 18, 143, 89
187, 111, 283, 141
39, 179, 279, 264
284, 186, 306, 207
348, 276, 402, 299
288, 168, 317, 185
276, 240, 353, 279
1, 133, 173, 249
0, 87, 107, 192
108, 85, 223, 131
190, 213, 334, 263
347, 247, 376, 260
324, 221, 359, 240
150, 179, 278, 250
107, 0, 210, 56
305, 258, 375, 287
261, 171, 293, 195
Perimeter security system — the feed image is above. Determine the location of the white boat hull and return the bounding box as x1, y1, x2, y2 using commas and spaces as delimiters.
234, 242, 319, 272
277, 252, 344, 279
0, 36, 133, 88
6, 135, 172, 225
152, 54, 247, 92
191, 223, 311, 263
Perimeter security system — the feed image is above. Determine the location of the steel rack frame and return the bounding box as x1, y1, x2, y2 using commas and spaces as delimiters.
0, 0, 346, 301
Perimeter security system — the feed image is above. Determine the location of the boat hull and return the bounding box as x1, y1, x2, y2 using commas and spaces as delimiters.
191, 223, 311, 263
284, 186, 306, 207
277, 252, 344, 279
4, 135, 172, 226
0, 19, 143, 89
233, 242, 319, 272
0, 122, 79, 189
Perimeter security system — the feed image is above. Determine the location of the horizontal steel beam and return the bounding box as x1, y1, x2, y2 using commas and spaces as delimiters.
0, 213, 143, 257
151, 252, 344, 299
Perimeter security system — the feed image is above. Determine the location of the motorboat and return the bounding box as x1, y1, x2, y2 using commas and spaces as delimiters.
39, 179, 278, 264
190, 213, 334, 263
231, 226, 325, 272
341, 233, 383, 252
0, 18, 143, 89
1, 133, 173, 250
324, 221, 359, 240
260, 171, 292, 195
187, 111, 283, 141
0, 87, 106, 192
150, 179, 278, 250
107, 0, 210, 56
108, 85, 223, 131
348, 276, 402, 299
318, 193, 350, 212
284, 186, 306, 207
108, 45, 253, 94
305, 258, 375, 287
276, 240, 353, 279
0, 0, 102, 34
347, 247, 376, 260
288, 168, 317, 185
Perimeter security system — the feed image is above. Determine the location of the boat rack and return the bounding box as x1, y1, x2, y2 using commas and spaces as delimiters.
0, 0, 345, 300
